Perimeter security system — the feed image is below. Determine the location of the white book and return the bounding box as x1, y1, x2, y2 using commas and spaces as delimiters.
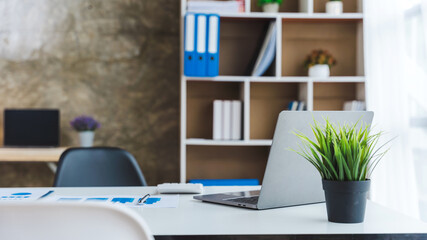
231, 100, 242, 140
343, 101, 352, 111
187, 1, 240, 13
222, 100, 232, 140
351, 100, 358, 111
291, 101, 298, 111
297, 101, 305, 111
360, 101, 366, 110
251, 22, 277, 77
213, 100, 223, 140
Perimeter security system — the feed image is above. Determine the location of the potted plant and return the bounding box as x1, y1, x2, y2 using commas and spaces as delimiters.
304, 50, 336, 78
258, 0, 283, 13
326, 0, 343, 15
293, 119, 389, 223
70, 116, 100, 147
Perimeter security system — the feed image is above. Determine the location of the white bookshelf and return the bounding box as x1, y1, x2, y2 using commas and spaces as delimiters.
180, 0, 366, 183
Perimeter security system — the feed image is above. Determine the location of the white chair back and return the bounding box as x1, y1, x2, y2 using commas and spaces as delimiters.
0, 202, 154, 240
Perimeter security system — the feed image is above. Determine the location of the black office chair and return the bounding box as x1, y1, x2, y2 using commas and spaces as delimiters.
53, 147, 147, 187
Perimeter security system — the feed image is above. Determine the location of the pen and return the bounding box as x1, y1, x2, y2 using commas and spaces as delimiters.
137, 194, 150, 205
38, 190, 54, 200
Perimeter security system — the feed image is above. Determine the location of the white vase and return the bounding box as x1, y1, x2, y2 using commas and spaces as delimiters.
262, 3, 279, 13
326, 1, 343, 15
79, 131, 95, 147
308, 64, 330, 78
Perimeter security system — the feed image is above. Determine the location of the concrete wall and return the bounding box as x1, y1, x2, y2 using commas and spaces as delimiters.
0, 0, 180, 186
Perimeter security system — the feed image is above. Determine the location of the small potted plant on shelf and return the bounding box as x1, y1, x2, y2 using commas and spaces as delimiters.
304, 50, 336, 78
326, 0, 343, 15
293, 119, 390, 223
258, 0, 283, 13
70, 115, 100, 147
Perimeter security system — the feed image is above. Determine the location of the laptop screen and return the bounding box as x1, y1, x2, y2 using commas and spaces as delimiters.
4, 109, 60, 147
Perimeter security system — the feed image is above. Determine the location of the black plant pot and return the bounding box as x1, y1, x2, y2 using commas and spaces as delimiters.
322, 180, 371, 223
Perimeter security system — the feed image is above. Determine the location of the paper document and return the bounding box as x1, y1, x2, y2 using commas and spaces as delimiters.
46, 195, 179, 208
141, 195, 179, 208
0, 189, 51, 201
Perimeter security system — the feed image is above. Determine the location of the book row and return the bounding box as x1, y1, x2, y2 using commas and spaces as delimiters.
184, 13, 220, 77
213, 100, 242, 140
184, 13, 277, 77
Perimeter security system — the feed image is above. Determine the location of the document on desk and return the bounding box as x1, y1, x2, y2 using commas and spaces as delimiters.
141, 195, 179, 208
45, 195, 179, 208
0, 189, 51, 201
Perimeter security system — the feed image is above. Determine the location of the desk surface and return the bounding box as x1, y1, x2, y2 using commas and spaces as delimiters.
0, 147, 67, 162
17, 186, 425, 236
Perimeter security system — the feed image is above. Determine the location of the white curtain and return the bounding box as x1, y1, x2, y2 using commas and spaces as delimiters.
364, 0, 425, 218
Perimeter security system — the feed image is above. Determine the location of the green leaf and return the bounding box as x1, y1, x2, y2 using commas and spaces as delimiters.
290, 116, 392, 181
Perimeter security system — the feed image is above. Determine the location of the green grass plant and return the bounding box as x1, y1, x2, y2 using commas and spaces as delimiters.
292, 119, 389, 181
258, 0, 283, 6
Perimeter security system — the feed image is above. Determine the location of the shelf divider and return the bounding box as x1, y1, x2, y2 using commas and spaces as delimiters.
275, 17, 283, 78
244, 81, 251, 141
307, 80, 314, 111
180, 76, 187, 183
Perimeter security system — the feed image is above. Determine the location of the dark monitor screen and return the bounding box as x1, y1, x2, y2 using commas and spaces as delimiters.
4, 109, 60, 147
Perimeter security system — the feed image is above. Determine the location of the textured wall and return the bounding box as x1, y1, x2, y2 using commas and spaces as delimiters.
0, 0, 180, 186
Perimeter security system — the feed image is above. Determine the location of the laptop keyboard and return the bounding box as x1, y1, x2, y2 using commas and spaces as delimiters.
227, 196, 259, 205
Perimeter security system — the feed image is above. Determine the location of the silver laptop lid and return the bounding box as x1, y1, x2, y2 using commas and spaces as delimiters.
257, 111, 374, 209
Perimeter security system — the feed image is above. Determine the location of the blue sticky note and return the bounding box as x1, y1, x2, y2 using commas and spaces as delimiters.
111, 198, 134, 204
144, 198, 161, 205
11, 192, 32, 196
86, 198, 109, 202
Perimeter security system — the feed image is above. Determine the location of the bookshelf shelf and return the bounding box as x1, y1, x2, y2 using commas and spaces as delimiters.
311, 76, 365, 82
250, 82, 307, 139
313, 82, 363, 110
186, 76, 365, 83
313, 0, 363, 13
180, 0, 366, 183
185, 76, 277, 82
186, 139, 272, 146
217, 12, 363, 21
186, 81, 244, 140
186, 145, 269, 181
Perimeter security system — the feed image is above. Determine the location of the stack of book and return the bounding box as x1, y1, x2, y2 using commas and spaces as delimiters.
343, 100, 366, 111
213, 100, 242, 140
187, 0, 245, 13
287, 101, 306, 111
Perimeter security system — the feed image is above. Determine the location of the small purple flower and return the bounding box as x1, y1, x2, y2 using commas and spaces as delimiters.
70, 116, 100, 132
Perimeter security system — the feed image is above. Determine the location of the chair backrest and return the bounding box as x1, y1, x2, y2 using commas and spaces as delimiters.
54, 147, 147, 187
0, 202, 154, 240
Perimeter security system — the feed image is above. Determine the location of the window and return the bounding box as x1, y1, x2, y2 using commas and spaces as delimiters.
405, 0, 427, 222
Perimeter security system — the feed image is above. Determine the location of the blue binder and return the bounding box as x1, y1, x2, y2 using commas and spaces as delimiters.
184, 13, 196, 76
206, 14, 220, 77
194, 13, 208, 76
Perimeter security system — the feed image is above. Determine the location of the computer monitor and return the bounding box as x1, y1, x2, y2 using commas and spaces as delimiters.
4, 109, 60, 147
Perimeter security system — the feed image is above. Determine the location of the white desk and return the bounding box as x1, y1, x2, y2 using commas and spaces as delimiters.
7, 186, 427, 238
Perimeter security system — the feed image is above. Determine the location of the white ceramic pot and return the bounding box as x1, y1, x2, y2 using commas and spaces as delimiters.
326, 1, 343, 15
308, 64, 330, 78
262, 3, 279, 13
79, 131, 95, 147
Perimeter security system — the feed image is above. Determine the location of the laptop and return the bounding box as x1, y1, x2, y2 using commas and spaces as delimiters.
4, 109, 60, 147
194, 111, 374, 210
